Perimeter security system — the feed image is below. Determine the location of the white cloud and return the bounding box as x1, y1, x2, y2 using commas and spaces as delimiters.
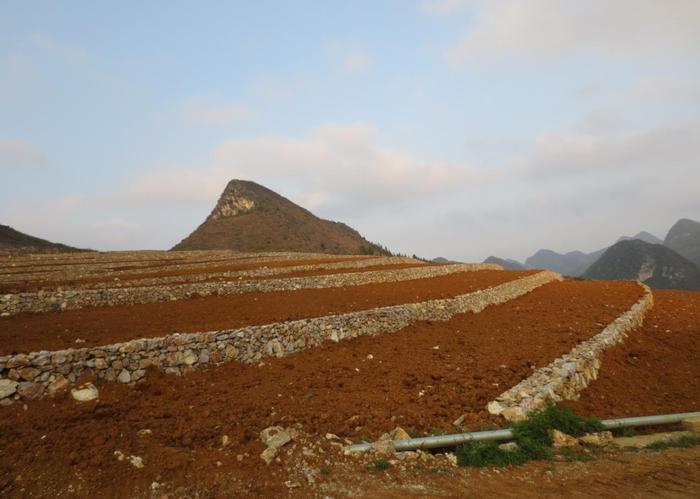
444, 0, 700, 65
632, 77, 700, 104
529, 123, 700, 177
182, 102, 256, 126
341, 52, 371, 74
125, 123, 479, 214
0, 138, 47, 168
420, 0, 468, 16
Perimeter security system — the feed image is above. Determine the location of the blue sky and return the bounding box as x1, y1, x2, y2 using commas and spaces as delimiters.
1, 0, 699, 260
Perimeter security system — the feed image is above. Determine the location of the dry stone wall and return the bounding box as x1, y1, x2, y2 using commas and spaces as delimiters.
0, 263, 501, 316
35, 256, 420, 291
0, 270, 560, 405
487, 282, 653, 421
0, 251, 359, 283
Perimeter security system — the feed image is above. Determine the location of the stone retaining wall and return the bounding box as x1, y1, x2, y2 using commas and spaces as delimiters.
487, 282, 653, 421
0, 270, 560, 404
34, 256, 420, 291
0, 263, 502, 316
0, 251, 362, 283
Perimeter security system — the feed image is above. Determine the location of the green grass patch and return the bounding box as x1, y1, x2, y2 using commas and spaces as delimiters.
646, 434, 700, 451
455, 404, 603, 468
367, 458, 391, 471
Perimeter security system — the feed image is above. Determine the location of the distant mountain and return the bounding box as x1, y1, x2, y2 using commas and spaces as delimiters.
519, 230, 663, 276
524, 249, 598, 276
432, 257, 460, 264
172, 179, 390, 255
483, 256, 525, 270
0, 224, 87, 256
582, 239, 700, 290
664, 218, 700, 267
617, 231, 664, 245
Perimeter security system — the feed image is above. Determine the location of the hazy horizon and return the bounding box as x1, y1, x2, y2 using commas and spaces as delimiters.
2, 1, 699, 261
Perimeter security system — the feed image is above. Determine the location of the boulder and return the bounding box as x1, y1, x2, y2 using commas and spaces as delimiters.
71, 383, 99, 402
551, 429, 580, 448
0, 379, 18, 399
579, 431, 613, 447
47, 376, 70, 397
260, 426, 292, 449
389, 427, 411, 440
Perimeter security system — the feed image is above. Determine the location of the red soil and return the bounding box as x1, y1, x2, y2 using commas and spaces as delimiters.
0, 280, 643, 497
565, 289, 700, 418
0, 270, 531, 355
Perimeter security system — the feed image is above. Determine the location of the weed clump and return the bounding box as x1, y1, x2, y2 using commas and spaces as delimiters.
647, 434, 700, 451
455, 404, 603, 468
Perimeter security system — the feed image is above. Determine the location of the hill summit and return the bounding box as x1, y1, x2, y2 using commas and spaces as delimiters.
582, 239, 700, 290
172, 180, 390, 255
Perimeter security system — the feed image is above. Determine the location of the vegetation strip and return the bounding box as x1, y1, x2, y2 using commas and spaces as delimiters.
487, 282, 654, 421
0, 270, 559, 403
0, 263, 502, 316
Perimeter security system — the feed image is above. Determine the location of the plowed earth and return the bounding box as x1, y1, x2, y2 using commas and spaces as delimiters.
565, 289, 700, 418
0, 280, 644, 497
0, 270, 532, 355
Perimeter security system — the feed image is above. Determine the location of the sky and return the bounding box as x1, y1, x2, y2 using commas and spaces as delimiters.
1, 0, 699, 261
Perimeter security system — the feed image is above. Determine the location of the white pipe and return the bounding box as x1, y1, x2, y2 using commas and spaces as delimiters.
346, 411, 700, 453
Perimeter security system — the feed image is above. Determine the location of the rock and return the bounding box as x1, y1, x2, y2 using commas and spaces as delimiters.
18, 367, 41, 381
17, 382, 44, 400
71, 383, 99, 402
389, 427, 411, 440
487, 400, 505, 415
371, 439, 395, 455
453, 414, 466, 428
137, 429, 152, 436
498, 442, 519, 452
502, 406, 527, 422
183, 350, 197, 365
224, 345, 239, 361
47, 376, 70, 397
0, 379, 18, 399
117, 369, 131, 383
94, 358, 108, 370
260, 426, 292, 449
129, 455, 144, 469
221, 435, 230, 447
579, 431, 613, 447
551, 429, 580, 448
260, 446, 278, 464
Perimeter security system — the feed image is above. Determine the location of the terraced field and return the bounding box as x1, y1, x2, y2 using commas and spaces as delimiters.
0, 250, 698, 498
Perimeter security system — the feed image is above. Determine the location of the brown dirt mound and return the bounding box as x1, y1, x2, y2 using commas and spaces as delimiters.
565, 289, 700, 418
0, 280, 642, 497
0, 270, 531, 355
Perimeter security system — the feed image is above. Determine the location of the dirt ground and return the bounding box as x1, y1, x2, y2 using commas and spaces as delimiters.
0, 270, 533, 355
565, 289, 700, 418
0, 280, 644, 497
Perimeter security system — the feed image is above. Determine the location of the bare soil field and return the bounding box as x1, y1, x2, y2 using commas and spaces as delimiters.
0, 280, 645, 497
565, 289, 700, 418
0, 269, 532, 354
1, 250, 698, 498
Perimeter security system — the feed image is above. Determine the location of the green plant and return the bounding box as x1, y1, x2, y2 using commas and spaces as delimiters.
620, 427, 638, 438
368, 458, 390, 471
455, 404, 603, 468
320, 466, 330, 475
646, 434, 700, 451
455, 440, 529, 467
